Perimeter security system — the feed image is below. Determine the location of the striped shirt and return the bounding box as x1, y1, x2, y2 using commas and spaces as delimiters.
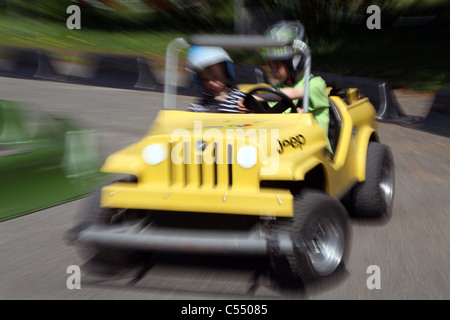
187, 86, 247, 113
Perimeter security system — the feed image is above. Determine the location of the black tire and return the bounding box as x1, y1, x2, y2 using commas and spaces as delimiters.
66, 177, 145, 267
268, 189, 349, 286
350, 142, 395, 218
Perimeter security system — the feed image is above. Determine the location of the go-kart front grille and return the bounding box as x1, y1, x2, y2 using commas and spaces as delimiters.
167, 141, 233, 188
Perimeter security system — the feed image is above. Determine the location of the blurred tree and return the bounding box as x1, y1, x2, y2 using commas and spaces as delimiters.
2, 0, 447, 33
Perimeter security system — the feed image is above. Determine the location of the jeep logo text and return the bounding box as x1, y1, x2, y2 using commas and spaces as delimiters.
277, 134, 306, 154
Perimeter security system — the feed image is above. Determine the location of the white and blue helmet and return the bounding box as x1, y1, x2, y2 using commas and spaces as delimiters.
186, 46, 235, 79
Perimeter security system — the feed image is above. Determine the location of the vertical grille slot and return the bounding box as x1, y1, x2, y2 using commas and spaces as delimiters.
184, 140, 189, 186
168, 141, 173, 186
213, 142, 218, 186
227, 143, 233, 187
198, 153, 203, 187
169, 140, 234, 189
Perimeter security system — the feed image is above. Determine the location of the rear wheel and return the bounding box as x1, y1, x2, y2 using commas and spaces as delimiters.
268, 190, 349, 286
350, 142, 395, 218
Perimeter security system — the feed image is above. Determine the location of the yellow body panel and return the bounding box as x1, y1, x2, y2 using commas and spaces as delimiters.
100, 91, 378, 217
102, 182, 293, 217
322, 96, 377, 197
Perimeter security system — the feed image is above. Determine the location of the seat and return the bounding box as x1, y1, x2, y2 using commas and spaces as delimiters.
328, 99, 342, 155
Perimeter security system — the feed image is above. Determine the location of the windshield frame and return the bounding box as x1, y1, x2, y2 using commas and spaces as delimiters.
163, 35, 312, 114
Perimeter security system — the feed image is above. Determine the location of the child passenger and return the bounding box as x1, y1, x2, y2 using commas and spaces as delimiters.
186, 46, 248, 113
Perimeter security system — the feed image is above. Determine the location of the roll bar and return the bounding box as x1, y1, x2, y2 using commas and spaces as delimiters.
163, 35, 312, 113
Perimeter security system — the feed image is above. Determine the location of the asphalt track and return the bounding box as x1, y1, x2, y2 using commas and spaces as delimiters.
0, 77, 449, 300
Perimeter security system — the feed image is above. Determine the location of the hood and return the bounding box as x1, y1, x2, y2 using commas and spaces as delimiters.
148, 110, 309, 139
146, 110, 327, 177
103, 110, 328, 181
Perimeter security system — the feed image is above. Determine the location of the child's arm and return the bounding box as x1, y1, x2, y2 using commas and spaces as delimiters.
278, 86, 305, 101
242, 86, 305, 103
278, 87, 306, 113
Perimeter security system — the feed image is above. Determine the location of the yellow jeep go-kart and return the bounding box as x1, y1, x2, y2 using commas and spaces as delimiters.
67, 35, 395, 286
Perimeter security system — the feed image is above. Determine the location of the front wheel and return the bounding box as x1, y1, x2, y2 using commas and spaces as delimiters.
268, 190, 349, 286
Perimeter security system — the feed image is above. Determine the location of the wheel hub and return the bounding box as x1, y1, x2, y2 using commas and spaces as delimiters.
306, 218, 345, 276
380, 153, 394, 207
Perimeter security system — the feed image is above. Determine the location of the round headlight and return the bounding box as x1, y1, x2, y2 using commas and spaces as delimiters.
236, 146, 257, 169
142, 144, 168, 165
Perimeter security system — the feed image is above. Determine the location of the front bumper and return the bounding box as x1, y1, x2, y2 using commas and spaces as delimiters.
76, 221, 294, 255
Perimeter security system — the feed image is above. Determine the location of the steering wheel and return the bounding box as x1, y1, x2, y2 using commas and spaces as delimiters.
243, 87, 296, 114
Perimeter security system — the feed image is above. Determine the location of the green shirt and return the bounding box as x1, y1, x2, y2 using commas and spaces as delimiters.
273, 75, 331, 151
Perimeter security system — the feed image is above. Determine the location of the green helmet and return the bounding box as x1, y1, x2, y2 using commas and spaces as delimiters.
261, 20, 308, 79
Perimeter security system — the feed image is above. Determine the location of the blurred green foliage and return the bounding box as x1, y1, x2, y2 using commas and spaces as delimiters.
1, 0, 236, 32
2, 0, 448, 33
0, 0, 448, 90
244, 0, 449, 90
254, 0, 450, 37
